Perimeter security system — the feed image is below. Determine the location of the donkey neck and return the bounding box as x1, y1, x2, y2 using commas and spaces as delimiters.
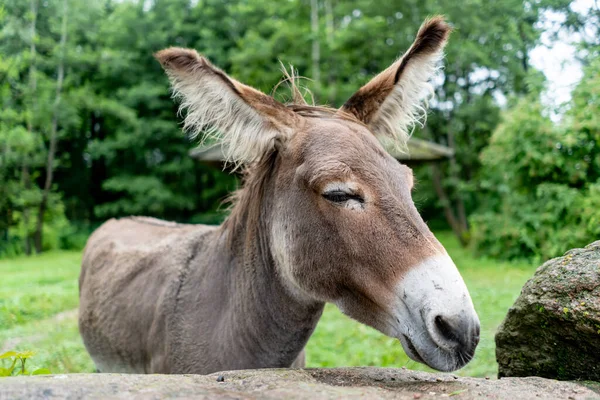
210, 162, 325, 370
214, 232, 323, 369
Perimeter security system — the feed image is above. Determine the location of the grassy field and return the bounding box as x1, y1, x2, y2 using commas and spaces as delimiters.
0, 232, 536, 377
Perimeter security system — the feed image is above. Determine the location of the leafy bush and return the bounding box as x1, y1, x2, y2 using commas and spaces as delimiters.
0, 351, 51, 377
57, 222, 93, 251
471, 61, 600, 261
0, 198, 88, 257
471, 181, 600, 261
3, 200, 83, 257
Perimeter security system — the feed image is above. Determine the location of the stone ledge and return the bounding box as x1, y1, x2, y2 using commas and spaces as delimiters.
1, 367, 598, 399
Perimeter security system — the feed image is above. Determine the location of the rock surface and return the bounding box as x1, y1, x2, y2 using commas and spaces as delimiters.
496, 240, 600, 380
1, 368, 599, 399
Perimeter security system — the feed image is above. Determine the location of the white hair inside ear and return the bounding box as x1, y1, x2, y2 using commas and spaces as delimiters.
155, 47, 297, 168
340, 16, 451, 152
372, 50, 443, 152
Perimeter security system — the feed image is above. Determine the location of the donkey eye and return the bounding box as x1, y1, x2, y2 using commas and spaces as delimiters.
322, 190, 364, 204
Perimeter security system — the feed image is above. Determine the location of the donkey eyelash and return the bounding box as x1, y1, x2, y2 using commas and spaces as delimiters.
322, 190, 365, 204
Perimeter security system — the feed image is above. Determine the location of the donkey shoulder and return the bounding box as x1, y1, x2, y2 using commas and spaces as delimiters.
81, 216, 217, 283
79, 217, 218, 373
87, 216, 206, 249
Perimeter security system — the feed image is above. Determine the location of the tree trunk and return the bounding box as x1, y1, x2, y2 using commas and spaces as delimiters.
446, 128, 469, 235
324, 0, 337, 104
423, 123, 469, 247
22, 0, 38, 255
310, 0, 320, 95
21, 164, 32, 255
34, 0, 68, 253
430, 163, 468, 247
0, 142, 9, 243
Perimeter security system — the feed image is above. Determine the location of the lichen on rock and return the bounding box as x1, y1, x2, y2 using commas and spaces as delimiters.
496, 240, 600, 380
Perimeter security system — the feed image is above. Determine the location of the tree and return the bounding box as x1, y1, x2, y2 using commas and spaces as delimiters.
0, 0, 45, 255
34, 0, 68, 253
470, 61, 600, 260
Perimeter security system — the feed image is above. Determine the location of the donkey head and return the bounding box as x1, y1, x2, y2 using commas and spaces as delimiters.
156, 16, 480, 372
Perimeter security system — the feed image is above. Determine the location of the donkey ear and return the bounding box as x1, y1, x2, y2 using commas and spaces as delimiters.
155, 48, 297, 165
340, 16, 451, 150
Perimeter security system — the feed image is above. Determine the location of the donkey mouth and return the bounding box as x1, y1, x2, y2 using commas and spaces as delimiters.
399, 331, 478, 372
400, 334, 425, 364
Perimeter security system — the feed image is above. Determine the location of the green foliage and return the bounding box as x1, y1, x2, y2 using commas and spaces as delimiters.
471, 60, 600, 261
1, 0, 243, 254
0, 350, 51, 376
0, 0, 86, 255
2, 0, 585, 256
0, 197, 76, 257
471, 182, 600, 261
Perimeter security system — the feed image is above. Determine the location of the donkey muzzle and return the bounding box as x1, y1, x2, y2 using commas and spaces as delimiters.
395, 255, 480, 372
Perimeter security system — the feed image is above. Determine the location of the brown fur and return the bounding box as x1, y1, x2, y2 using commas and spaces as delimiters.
342, 16, 451, 127
155, 47, 297, 125
79, 17, 478, 375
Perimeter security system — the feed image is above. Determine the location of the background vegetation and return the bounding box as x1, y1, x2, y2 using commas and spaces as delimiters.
1, 0, 598, 260
0, 0, 599, 378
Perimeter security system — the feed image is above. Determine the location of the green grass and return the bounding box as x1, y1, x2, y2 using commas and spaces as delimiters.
0, 251, 95, 373
0, 232, 536, 377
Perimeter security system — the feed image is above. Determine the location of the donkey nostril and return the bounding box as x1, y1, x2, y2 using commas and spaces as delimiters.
434, 315, 461, 345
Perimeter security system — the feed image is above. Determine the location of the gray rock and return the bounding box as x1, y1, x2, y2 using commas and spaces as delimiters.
1, 368, 599, 399
496, 240, 600, 380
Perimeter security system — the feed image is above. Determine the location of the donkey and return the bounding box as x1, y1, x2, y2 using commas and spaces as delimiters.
79, 16, 480, 375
